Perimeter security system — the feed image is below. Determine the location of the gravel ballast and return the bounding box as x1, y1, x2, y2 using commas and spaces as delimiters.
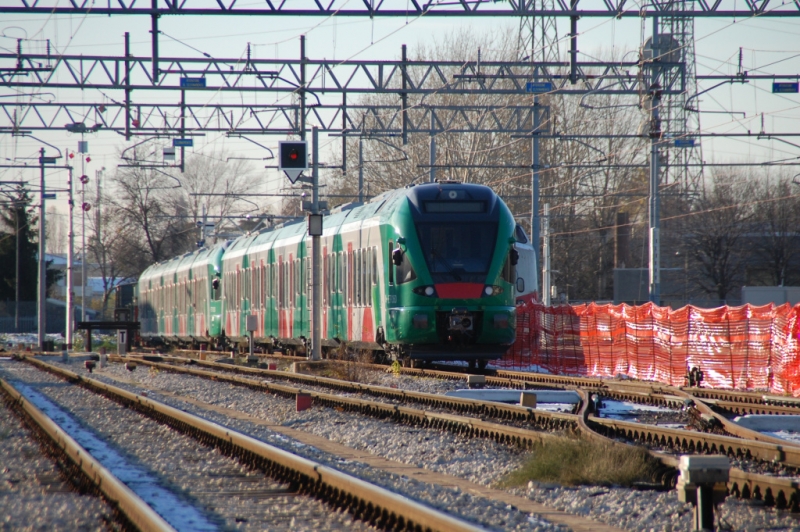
22, 357, 800, 531
1, 360, 375, 532
0, 380, 116, 531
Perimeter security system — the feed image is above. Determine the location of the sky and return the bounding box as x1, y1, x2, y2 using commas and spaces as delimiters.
1, 9, 799, 231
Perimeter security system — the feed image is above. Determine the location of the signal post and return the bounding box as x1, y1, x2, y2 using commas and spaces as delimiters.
279, 132, 322, 361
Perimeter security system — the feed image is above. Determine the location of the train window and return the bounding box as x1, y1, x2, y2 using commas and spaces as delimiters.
396, 256, 417, 285
388, 241, 394, 284
501, 252, 516, 284
347, 251, 353, 305
306, 257, 311, 310
338, 252, 344, 294
362, 250, 368, 307
515, 224, 529, 244
372, 247, 378, 286
323, 253, 328, 306
355, 250, 361, 307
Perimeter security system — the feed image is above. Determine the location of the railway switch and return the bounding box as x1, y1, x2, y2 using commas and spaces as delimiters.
677, 455, 729, 531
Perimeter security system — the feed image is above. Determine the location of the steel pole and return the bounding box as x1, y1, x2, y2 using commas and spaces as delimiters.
15, 200, 20, 332
37, 148, 46, 349
543, 203, 551, 306
66, 162, 74, 349
300, 36, 306, 141
648, 19, 661, 305
81, 171, 87, 322
311, 126, 322, 361
358, 137, 364, 203
429, 112, 436, 183
531, 96, 541, 270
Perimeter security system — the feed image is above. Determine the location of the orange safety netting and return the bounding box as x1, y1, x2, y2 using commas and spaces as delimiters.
502, 301, 800, 396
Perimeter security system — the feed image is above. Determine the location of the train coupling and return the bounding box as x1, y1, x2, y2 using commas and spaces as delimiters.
448, 308, 474, 332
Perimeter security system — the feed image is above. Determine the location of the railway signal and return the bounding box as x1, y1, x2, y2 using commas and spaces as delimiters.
278, 141, 308, 183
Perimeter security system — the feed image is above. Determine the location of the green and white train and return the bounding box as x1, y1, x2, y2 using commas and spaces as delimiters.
137, 181, 538, 365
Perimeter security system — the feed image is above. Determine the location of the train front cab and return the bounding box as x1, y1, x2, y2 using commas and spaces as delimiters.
383, 182, 517, 365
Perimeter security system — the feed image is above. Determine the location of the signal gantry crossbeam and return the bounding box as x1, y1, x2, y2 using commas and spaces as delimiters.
1, 48, 682, 136
0, 0, 798, 17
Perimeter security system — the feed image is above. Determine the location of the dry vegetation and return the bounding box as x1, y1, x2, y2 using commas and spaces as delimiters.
499, 436, 661, 488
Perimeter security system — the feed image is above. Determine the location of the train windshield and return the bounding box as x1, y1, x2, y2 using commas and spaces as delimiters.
416, 222, 497, 282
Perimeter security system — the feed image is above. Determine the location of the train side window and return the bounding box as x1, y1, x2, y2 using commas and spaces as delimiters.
362, 250, 367, 306
323, 253, 328, 306
388, 241, 394, 284
338, 252, 344, 294
515, 224, 529, 244
348, 250, 353, 305
372, 247, 378, 286
306, 257, 311, 310
396, 256, 417, 285
356, 249, 362, 307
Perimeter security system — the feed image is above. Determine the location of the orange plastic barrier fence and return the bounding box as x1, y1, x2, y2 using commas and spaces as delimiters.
503, 302, 800, 396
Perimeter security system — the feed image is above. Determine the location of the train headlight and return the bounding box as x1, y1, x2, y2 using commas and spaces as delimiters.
483, 285, 503, 296
412, 285, 438, 297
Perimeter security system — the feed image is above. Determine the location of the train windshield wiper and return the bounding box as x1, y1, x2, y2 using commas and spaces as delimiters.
431, 248, 461, 281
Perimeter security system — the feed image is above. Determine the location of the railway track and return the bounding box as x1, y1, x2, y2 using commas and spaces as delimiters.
171, 349, 800, 417
61, 352, 800, 512
2, 356, 492, 532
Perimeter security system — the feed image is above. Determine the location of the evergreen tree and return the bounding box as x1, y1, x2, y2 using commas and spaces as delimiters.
0, 187, 63, 302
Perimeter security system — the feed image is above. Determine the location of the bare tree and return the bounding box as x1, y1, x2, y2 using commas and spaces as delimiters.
750, 172, 800, 286
45, 205, 66, 255
684, 170, 755, 302
86, 205, 133, 318
103, 145, 264, 281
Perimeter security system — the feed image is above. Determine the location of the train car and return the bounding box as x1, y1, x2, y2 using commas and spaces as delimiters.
137, 240, 229, 346
137, 181, 535, 366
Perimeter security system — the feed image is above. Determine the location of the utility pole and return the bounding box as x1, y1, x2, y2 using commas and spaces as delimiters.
531, 96, 541, 270
358, 137, 364, 203
66, 160, 74, 349
37, 148, 46, 350
14, 199, 20, 332
429, 112, 436, 183
648, 19, 663, 305
542, 203, 551, 306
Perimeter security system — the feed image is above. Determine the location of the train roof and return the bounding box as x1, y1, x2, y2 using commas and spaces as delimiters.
138, 182, 504, 277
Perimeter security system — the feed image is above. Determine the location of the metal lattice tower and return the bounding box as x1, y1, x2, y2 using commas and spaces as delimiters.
518, 1, 560, 64
659, 8, 704, 195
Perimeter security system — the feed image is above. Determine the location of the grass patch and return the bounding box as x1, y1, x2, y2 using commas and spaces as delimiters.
498, 436, 661, 488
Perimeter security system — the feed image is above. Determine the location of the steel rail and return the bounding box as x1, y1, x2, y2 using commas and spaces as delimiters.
574, 389, 800, 511
0, 377, 176, 532
153, 351, 800, 413
117, 354, 800, 470
119, 354, 578, 426
114, 356, 577, 434
80, 355, 800, 508
19, 357, 487, 532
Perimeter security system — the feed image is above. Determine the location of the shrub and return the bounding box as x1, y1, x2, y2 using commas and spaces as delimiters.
499, 436, 661, 488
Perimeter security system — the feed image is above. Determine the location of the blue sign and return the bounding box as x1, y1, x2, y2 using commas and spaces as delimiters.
674, 138, 696, 148
772, 82, 799, 94
526, 81, 553, 93
180, 77, 206, 88
39, 156, 57, 164
173, 138, 194, 147
43, 193, 57, 199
